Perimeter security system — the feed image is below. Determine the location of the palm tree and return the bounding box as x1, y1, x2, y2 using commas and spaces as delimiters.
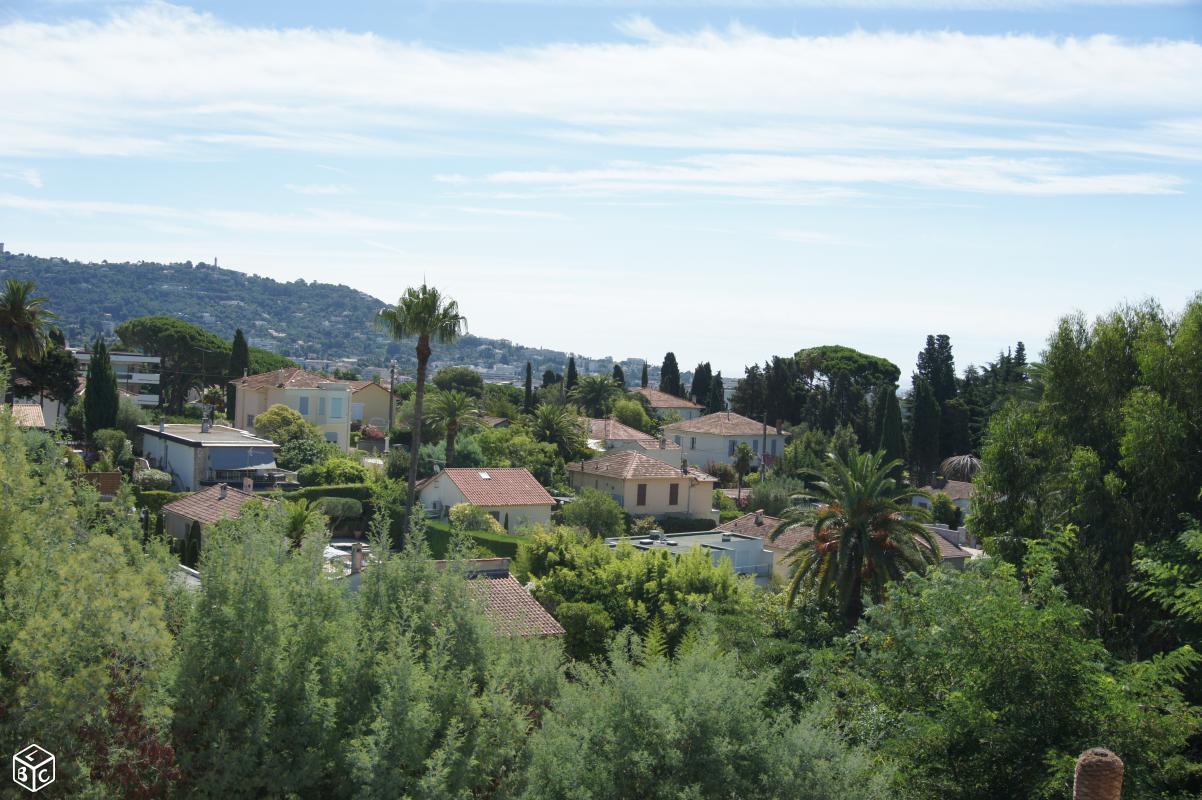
569, 374, 621, 417
732, 442, 754, 504
0, 279, 56, 362
283, 498, 325, 549
772, 449, 940, 625
425, 389, 480, 468
376, 285, 467, 529
939, 454, 981, 481
529, 402, 587, 461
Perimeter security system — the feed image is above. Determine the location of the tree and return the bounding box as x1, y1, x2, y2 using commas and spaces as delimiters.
930, 492, 962, 529
915, 334, 957, 405
529, 402, 588, 461
772, 449, 939, 623
569, 374, 621, 417
282, 498, 325, 548
376, 284, 467, 534
425, 389, 480, 468
13, 341, 77, 408
731, 364, 766, 419
611, 364, 625, 386
659, 352, 682, 397
252, 403, 315, 446
640, 363, 649, 388
877, 387, 905, 467
705, 370, 725, 413
541, 368, 561, 388
83, 337, 119, 436
562, 488, 625, 538
0, 278, 56, 362
908, 377, 941, 479
227, 328, 249, 419
431, 365, 484, 398
611, 397, 654, 434
690, 362, 712, 404
116, 316, 232, 413
732, 442, 754, 503
524, 361, 534, 412
565, 357, 579, 392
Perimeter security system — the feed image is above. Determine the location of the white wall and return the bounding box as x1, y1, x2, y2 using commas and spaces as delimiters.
142, 435, 197, 491
670, 431, 786, 469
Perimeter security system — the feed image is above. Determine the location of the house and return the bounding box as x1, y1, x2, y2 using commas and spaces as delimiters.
71, 348, 161, 407
664, 411, 788, 469
138, 421, 284, 492
566, 450, 718, 521
603, 529, 773, 579
231, 367, 353, 450
715, 510, 813, 578
417, 467, 555, 532
630, 387, 704, 420
8, 404, 47, 429
436, 558, 564, 637
345, 380, 397, 429
913, 478, 974, 517
923, 524, 976, 570
480, 415, 511, 429
160, 482, 270, 542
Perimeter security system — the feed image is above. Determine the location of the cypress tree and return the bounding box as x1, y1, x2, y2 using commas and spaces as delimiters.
612, 364, 625, 387
227, 328, 249, 420
706, 370, 725, 413
878, 388, 905, 467
908, 377, 940, 480
83, 336, 118, 437
524, 362, 534, 411
690, 362, 712, 404
659, 352, 682, 397
640, 363, 649, 388
565, 357, 579, 391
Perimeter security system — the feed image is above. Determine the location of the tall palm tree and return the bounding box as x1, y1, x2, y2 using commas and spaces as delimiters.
569, 374, 621, 417
772, 449, 940, 624
529, 402, 588, 461
425, 389, 480, 468
376, 285, 467, 530
0, 279, 56, 362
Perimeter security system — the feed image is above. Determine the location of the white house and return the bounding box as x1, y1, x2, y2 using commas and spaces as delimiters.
230, 367, 353, 451
566, 450, 718, 521
138, 421, 283, 492
586, 416, 682, 465
630, 387, 704, 420
72, 349, 161, 407
913, 478, 974, 517
417, 467, 555, 533
604, 529, 773, 579
663, 411, 788, 469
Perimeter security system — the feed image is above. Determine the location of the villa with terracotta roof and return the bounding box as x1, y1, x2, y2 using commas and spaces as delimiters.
567, 450, 718, 521
664, 411, 788, 469
343, 379, 399, 429
160, 482, 270, 543
436, 558, 564, 637
585, 416, 682, 465
630, 386, 703, 420
417, 467, 555, 532
230, 367, 354, 450
913, 477, 975, 517
8, 404, 47, 429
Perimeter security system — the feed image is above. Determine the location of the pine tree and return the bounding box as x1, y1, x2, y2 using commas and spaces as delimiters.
908, 377, 940, 479
706, 370, 725, 413
524, 362, 534, 411
83, 336, 118, 436
916, 334, 957, 405
690, 362, 712, 404
1013, 341, 1028, 382
659, 352, 682, 397
227, 328, 249, 421
565, 357, 579, 391
878, 388, 905, 467
640, 363, 649, 388
612, 364, 625, 387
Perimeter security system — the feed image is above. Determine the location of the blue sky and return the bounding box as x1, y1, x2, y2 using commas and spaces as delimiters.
1, 1, 1200, 379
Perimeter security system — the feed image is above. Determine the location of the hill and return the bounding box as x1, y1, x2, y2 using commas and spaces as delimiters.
0, 251, 585, 375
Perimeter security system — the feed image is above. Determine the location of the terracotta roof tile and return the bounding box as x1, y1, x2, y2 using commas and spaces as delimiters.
666, 411, 781, 437
437, 468, 555, 507
9, 405, 46, 428
79, 471, 123, 498
631, 387, 702, 410
162, 483, 270, 526
568, 450, 716, 482
920, 480, 975, 502
231, 367, 339, 390
587, 416, 658, 442
467, 574, 565, 637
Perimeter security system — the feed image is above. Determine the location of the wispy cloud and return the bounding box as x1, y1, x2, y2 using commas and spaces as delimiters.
775, 229, 852, 245
0, 167, 43, 188
284, 183, 352, 195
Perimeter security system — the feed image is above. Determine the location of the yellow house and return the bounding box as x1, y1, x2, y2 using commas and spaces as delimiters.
566, 450, 718, 522
230, 367, 353, 451
346, 380, 397, 429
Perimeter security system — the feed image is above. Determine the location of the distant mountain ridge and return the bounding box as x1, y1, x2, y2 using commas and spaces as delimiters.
0, 251, 589, 374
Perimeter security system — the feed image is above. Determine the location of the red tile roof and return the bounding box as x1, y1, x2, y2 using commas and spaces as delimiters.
231, 367, 338, 390
924, 526, 973, 560
568, 450, 716, 482
436, 468, 555, 507
631, 387, 701, 410
666, 411, 781, 437
468, 574, 565, 637
481, 415, 510, 428
162, 483, 269, 526
79, 471, 123, 498
718, 512, 813, 552
920, 480, 975, 502
587, 416, 658, 443
9, 405, 46, 428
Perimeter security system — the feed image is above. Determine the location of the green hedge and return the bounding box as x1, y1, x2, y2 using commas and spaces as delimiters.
423, 520, 525, 560
136, 489, 188, 515
658, 516, 718, 534
281, 483, 374, 504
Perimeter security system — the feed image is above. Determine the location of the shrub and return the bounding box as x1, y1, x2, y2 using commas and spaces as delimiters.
449, 503, 506, 535
282, 483, 374, 506
252, 404, 315, 446
316, 497, 363, 530
930, 492, 963, 529
359, 424, 385, 441
136, 489, 187, 515
658, 516, 717, 534
562, 488, 625, 538
296, 457, 371, 487
92, 428, 128, 459
135, 468, 173, 491
705, 461, 737, 486
747, 477, 807, 517
276, 436, 339, 471
555, 601, 614, 662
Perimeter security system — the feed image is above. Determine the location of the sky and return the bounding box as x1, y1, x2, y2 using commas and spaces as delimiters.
1, 0, 1200, 379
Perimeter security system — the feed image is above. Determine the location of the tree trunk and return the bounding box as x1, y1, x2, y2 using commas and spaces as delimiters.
404, 336, 431, 539
1073, 748, 1123, 800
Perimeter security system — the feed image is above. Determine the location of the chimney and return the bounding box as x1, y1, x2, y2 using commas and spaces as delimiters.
159, 420, 166, 433
754, 509, 764, 525
659, 437, 666, 449
218, 483, 228, 499
720, 531, 732, 542
201, 417, 212, 433
351, 542, 363, 575
1074, 748, 1123, 800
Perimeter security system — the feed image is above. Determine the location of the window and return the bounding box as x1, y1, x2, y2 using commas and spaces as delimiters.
669, 483, 679, 506
690, 437, 696, 449
298, 396, 310, 415
246, 414, 255, 428
318, 397, 326, 417
324, 432, 338, 444
330, 397, 344, 419
771, 438, 778, 455
636, 483, 647, 506
752, 439, 759, 454
352, 402, 364, 421
728, 440, 736, 457
674, 435, 682, 446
